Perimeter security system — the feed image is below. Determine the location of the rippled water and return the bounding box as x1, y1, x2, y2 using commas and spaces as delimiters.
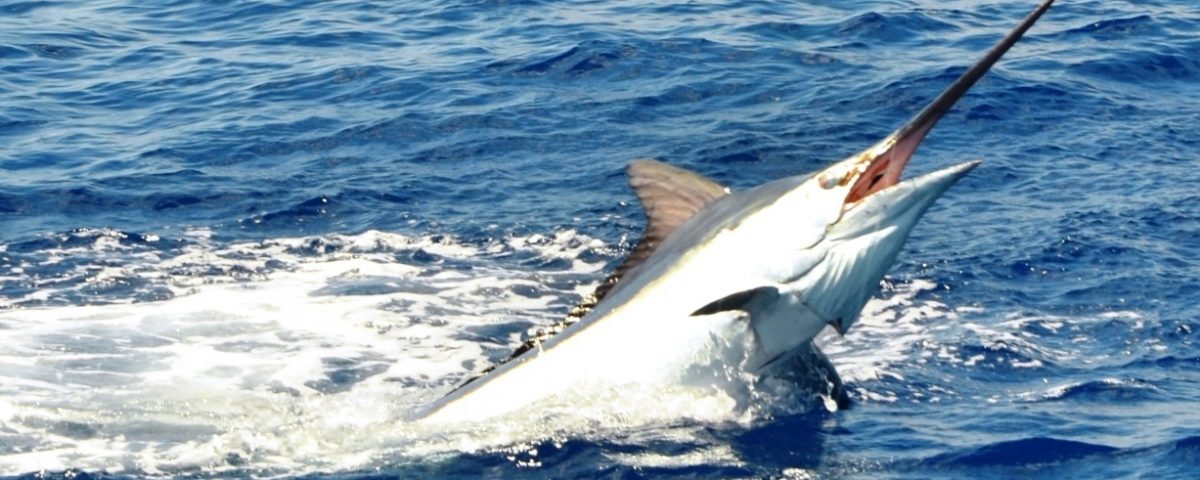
2, 0, 1199, 478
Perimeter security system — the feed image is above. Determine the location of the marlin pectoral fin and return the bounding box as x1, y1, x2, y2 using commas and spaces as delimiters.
691, 286, 781, 317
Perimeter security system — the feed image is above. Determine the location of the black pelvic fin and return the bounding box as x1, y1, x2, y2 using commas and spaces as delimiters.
691, 286, 781, 317
798, 342, 851, 410
761, 342, 852, 411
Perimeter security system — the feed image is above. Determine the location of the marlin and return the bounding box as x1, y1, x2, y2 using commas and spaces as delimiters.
418, 0, 1054, 423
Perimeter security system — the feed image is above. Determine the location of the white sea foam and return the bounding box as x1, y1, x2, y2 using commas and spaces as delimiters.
820, 279, 952, 386
0, 229, 955, 476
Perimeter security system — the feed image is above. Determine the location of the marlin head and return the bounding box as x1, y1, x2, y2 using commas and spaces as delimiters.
691, 0, 1052, 363
783, 0, 1054, 336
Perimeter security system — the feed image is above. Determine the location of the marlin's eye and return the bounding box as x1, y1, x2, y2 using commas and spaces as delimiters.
819, 171, 840, 189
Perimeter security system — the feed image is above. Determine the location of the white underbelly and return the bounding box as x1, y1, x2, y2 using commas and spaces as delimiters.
418, 292, 748, 424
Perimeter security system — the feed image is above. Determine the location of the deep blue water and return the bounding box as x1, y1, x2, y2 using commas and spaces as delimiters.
2, 0, 1199, 478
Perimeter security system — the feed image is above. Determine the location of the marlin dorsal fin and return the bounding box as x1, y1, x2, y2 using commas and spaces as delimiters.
628, 158, 731, 248
579, 159, 730, 309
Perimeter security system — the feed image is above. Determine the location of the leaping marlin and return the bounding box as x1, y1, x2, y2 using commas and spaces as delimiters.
418, 0, 1054, 423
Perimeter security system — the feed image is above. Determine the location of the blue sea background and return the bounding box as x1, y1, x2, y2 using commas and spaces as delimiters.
2, 0, 1199, 478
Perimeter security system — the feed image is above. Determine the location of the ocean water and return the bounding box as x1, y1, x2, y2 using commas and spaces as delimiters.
2, 0, 1198, 478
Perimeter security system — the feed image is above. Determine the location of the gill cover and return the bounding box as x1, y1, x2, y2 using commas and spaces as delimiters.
804, 161, 981, 334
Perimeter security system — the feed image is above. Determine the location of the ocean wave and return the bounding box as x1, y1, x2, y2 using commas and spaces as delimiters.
1016, 378, 1163, 403
1063, 15, 1159, 41
927, 437, 1118, 467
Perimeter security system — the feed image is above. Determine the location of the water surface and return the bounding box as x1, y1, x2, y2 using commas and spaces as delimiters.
2, 0, 1198, 478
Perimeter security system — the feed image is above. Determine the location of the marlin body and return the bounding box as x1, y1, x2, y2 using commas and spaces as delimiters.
418, 0, 1054, 424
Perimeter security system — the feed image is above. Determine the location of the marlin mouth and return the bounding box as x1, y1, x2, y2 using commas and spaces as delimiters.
842, 0, 1055, 209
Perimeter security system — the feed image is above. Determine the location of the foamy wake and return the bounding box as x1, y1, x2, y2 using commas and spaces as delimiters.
0, 229, 987, 476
